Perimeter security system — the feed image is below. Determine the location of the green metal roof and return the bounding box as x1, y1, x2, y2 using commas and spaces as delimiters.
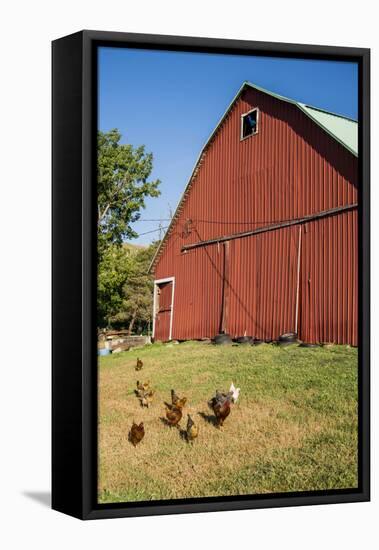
298, 103, 358, 155
244, 81, 358, 156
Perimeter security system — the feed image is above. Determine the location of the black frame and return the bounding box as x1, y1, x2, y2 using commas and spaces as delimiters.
52, 30, 370, 520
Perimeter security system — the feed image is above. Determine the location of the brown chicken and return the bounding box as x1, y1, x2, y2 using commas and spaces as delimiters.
171, 389, 180, 404
186, 414, 199, 443
135, 358, 143, 371
129, 422, 145, 446
175, 397, 187, 409
164, 403, 183, 427
166, 396, 187, 410
136, 380, 150, 395
170, 389, 188, 409
208, 391, 233, 427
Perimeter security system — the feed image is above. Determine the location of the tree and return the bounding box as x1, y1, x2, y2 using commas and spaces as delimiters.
97, 244, 131, 328
110, 242, 159, 334
97, 129, 161, 256
97, 242, 159, 331
122, 243, 158, 335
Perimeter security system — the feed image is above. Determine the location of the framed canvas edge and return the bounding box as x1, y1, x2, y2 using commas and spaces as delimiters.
52, 30, 370, 521
52, 31, 86, 519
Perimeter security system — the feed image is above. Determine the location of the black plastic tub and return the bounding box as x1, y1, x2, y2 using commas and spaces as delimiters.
252, 338, 264, 345
278, 332, 298, 343
277, 340, 299, 347
213, 333, 233, 345
235, 336, 254, 344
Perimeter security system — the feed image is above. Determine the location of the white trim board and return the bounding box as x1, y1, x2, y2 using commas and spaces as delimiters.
152, 276, 175, 341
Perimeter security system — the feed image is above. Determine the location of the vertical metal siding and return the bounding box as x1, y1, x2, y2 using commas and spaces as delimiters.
227, 227, 299, 340
154, 88, 358, 344
299, 210, 358, 344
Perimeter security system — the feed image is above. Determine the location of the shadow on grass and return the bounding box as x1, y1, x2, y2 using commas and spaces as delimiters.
159, 417, 188, 441
179, 428, 189, 442
198, 411, 218, 427
159, 416, 181, 429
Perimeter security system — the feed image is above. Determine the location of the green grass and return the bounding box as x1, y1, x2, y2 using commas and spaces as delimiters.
98, 341, 358, 503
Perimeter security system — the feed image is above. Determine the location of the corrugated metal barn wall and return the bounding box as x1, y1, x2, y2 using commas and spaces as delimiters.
153, 87, 358, 345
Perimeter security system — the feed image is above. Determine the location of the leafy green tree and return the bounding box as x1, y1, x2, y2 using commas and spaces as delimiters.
97, 242, 159, 331
123, 243, 158, 334
97, 245, 131, 328
111, 242, 159, 334
97, 129, 161, 256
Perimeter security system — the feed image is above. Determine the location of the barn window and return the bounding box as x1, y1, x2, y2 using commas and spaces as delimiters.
241, 108, 259, 140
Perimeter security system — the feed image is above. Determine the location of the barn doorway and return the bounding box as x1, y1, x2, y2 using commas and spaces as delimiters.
153, 277, 175, 341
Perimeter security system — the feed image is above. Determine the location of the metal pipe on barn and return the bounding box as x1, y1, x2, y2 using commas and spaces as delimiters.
219, 240, 230, 334
295, 226, 302, 335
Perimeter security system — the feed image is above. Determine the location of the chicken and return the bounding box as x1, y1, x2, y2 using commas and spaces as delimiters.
175, 397, 187, 409
215, 390, 227, 401
135, 358, 143, 371
145, 390, 154, 407
139, 389, 154, 408
207, 390, 228, 405
136, 380, 153, 407
165, 397, 187, 411
136, 380, 151, 396
129, 422, 145, 446
164, 404, 183, 427
171, 389, 188, 409
163, 390, 187, 426
229, 382, 241, 403
208, 390, 233, 427
171, 389, 180, 405
186, 414, 199, 443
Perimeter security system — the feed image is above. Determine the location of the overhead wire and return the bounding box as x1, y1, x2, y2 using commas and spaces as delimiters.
136, 216, 330, 226
136, 226, 168, 237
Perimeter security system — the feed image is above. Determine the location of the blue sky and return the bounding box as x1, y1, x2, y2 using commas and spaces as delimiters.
98, 47, 358, 245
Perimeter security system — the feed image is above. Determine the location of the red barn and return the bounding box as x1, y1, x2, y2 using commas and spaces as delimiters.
149, 82, 358, 345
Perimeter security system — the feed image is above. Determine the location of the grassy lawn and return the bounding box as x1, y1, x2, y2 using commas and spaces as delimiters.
98, 341, 358, 503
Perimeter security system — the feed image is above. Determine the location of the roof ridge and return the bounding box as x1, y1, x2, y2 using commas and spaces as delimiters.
300, 102, 358, 123
244, 81, 357, 122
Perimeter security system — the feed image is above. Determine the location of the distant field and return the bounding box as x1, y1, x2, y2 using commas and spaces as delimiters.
98, 341, 358, 503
